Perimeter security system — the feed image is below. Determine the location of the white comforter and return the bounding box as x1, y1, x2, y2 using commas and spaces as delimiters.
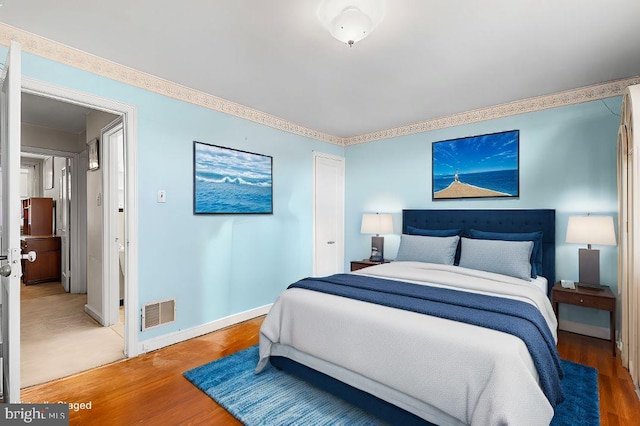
257, 262, 559, 426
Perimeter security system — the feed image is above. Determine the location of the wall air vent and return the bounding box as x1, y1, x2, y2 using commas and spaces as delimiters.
142, 299, 176, 331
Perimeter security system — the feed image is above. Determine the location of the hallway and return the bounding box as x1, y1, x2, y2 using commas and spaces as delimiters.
21, 281, 125, 388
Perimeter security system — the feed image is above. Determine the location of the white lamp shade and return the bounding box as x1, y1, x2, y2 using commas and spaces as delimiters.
361, 213, 393, 235
566, 215, 616, 246
317, 0, 386, 45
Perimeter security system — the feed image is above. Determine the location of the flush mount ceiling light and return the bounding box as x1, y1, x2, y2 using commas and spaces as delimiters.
317, 0, 386, 46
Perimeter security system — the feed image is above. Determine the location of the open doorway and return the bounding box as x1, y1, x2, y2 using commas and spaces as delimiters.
19, 87, 134, 387
19, 76, 140, 382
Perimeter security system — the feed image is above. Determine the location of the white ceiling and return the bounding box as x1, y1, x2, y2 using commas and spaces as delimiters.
2, 0, 640, 138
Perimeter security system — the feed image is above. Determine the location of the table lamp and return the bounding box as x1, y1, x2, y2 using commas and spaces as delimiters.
565, 215, 616, 288
361, 213, 393, 262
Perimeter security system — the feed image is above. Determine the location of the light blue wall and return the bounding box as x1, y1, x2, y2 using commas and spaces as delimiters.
16, 49, 343, 341
344, 98, 621, 330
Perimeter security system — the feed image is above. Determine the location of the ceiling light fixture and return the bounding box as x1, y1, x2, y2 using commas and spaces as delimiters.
317, 0, 386, 47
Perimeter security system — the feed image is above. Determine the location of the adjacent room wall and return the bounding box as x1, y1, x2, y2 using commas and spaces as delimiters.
21, 122, 79, 152
344, 98, 621, 333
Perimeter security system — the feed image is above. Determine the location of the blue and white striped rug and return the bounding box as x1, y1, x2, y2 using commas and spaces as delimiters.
183, 345, 599, 425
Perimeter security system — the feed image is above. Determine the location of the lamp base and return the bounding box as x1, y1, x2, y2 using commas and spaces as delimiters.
369, 236, 384, 262
578, 248, 600, 285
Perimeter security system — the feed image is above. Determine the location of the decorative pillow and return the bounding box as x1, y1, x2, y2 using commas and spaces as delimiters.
395, 234, 460, 265
406, 226, 461, 237
467, 229, 543, 278
458, 237, 534, 281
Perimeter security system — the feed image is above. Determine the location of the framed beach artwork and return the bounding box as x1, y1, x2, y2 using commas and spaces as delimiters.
432, 130, 519, 200
193, 141, 273, 214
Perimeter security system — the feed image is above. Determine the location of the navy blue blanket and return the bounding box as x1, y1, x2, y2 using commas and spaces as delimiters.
288, 273, 565, 407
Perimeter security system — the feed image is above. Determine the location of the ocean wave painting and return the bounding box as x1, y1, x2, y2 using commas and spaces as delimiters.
432, 130, 519, 199
194, 142, 273, 214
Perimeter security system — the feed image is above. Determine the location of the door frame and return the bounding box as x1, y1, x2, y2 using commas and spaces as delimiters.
22, 77, 139, 357
312, 151, 345, 276
59, 161, 71, 292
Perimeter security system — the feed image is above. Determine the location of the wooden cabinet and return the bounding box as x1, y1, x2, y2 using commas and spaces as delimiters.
21, 236, 61, 285
22, 197, 54, 235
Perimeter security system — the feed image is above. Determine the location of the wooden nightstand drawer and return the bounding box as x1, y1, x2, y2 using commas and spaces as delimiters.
553, 290, 615, 310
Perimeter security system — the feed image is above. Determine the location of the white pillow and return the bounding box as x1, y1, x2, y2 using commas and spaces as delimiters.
395, 234, 459, 265
458, 237, 534, 280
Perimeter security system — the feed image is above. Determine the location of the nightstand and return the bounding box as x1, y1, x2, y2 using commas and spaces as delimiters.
350, 259, 390, 271
552, 282, 616, 356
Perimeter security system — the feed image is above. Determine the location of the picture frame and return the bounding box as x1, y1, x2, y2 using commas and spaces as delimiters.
43, 156, 54, 189
193, 141, 273, 214
88, 138, 100, 171
432, 130, 519, 200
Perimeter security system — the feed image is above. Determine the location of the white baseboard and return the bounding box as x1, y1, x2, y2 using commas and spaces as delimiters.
138, 304, 272, 354
559, 319, 610, 340
84, 303, 103, 325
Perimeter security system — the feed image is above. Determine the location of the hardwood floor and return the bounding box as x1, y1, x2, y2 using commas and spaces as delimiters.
21, 317, 262, 425
21, 318, 640, 425
557, 331, 640, 426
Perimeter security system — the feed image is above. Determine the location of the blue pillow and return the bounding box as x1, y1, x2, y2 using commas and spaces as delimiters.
459, 238, 534, 281
406, 226, 461, 237
467, 229, 543, 278
396, 234, 460, 265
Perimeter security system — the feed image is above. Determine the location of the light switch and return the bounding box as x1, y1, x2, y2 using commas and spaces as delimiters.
157, 190, 166, 203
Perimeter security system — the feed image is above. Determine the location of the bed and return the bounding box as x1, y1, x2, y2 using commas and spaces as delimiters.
257, 209, 559, 425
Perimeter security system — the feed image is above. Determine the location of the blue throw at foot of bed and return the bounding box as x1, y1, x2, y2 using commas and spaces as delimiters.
289, 273, 564, 406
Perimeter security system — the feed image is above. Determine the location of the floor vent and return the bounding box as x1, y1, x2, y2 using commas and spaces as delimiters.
142, 299, 176, 331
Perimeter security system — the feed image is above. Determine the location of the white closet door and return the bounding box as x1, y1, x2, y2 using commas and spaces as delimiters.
313, 153, 345, 277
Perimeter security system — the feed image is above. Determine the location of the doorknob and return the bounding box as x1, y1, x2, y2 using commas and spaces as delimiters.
21, 251, 37, 262
0, 264, 11, 277
0, 254, 10, 277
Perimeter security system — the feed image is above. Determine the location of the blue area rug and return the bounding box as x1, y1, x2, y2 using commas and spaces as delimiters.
184, 345, 599, 425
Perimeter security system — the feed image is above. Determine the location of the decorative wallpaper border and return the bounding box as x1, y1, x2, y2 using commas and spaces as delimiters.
1, 22, 638, 147
343, 76, 640, 146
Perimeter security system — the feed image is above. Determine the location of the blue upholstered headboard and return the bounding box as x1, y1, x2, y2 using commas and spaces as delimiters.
402, 209, 556, 295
